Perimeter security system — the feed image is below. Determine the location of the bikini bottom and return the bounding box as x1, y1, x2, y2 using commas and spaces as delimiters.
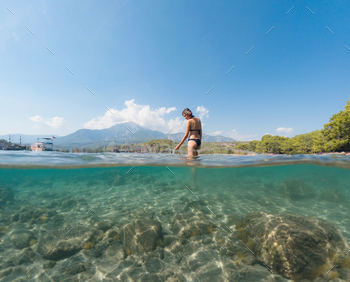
188, 139, 201, 147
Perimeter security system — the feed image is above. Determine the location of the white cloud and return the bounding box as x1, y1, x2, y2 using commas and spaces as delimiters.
213, 131, 222, 135
156, 107, 176, 115
29, 115, 44, 122
276, 127, 293, 136
29, 115, 65, 128
167, 117, 187, 134
226, 129, 258, 141
276, 127, 293, 133
84, 99, 180, 133
196, 106, 209, 119
264, 132, 271, 135
45, 117, 65, 128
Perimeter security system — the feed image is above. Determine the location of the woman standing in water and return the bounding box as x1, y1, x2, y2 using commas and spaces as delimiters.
174, 108, 202, 157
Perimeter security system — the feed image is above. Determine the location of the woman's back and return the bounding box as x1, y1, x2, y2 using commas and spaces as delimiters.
188, 117, 201, 139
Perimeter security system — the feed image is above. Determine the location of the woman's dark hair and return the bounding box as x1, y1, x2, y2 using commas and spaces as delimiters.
182, 108, 194, 117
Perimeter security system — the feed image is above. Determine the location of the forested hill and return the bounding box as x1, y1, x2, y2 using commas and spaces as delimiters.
0, 139, 9, 150
235, 97, 350, 154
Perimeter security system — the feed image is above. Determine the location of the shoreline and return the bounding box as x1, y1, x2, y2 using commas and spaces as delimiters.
260, 152, 350, 156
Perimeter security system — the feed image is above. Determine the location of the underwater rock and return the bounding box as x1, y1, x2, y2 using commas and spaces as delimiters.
50, 253, 94, 281
220, 259, 239, 278
88, 216, 115, 232
11, 206, 63, 224
318, 188, 348, 204
218, 239, 237, 258
187, 250, 211, 271
160, 208, 175, 217
2, 247, 37, 268
105, 228, 119, 239
0, 185, 14, 208
158, 269, 175, 281
277, 178, 316, 200
218, 238, 256, 266
143, 246, 165, 261
182, 199, 208, 213
11, 247, 37, 265
139, 273, 161, 282
124, 267, 146, 281
338, 269, 350, 281
192, 262, 224, 282
86, 237, 110, 258
163, 235, 178, 246
9, 230, 35, 249
226, 214, 242, 226
36, 225, 103, 260
120, 218, 162, 254
144, 257, 163, 273
64, 261, 92, 276
43, 261, 56, 269
202, 237, 213, 245
230, 264, 283, 281
167, 273, 187, 282
172, 212, 216, 239
239, 211, 349, 279
105, 260, 135, 279
104, 242, 126, 261
95, 220, 114, 232
0, 268, 13, 279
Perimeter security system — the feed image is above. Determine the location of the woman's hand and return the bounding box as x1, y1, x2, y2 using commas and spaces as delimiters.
175, 145, 180, 150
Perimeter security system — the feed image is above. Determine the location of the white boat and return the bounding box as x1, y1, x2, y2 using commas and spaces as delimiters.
31, 138, 54, 151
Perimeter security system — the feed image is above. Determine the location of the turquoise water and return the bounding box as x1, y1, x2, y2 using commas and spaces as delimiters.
0, 151, 350, 281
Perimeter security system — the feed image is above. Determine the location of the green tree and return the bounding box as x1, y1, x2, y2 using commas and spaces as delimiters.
234, 143, 249, 150
310, 130, 327, 153
255, 134, 284, 154
279, 137, 295, 154
293, 133, 314, 154
322, 98, 350, 152
247, 140, 259, 152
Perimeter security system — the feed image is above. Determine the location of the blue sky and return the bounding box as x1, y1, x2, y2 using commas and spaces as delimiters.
1, 0, 350, 141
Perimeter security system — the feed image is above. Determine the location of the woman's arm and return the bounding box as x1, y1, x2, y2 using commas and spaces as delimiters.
175, 121, 191, 150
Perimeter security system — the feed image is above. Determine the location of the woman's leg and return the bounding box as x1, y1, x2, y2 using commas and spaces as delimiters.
188, 141, 197, 157
194, 144, 200, 156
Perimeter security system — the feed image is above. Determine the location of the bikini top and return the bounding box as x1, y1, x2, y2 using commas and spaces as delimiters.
188, 129, 201, 140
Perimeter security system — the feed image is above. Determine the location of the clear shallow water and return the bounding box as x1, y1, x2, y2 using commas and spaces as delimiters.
0, 152, 350, 281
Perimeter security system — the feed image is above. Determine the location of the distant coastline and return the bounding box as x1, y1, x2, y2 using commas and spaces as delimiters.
1, 97, 349, 155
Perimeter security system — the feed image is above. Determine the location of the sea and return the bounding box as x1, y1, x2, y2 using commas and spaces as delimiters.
0, 151, 350, 282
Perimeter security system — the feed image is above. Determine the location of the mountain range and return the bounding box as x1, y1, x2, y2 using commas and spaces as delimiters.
0, 122, 235, 148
